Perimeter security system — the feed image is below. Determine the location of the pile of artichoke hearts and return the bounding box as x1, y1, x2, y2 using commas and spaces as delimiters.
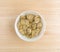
17, 14, 42, 38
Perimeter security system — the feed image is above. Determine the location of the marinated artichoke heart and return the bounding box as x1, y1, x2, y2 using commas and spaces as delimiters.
27, 14, 35, 22
17, 14, 43, 38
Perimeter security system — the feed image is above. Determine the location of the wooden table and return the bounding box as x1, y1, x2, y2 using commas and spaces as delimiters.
0, 0, 60, 52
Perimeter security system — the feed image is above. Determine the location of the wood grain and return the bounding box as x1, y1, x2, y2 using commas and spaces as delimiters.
0, 0, 60, 52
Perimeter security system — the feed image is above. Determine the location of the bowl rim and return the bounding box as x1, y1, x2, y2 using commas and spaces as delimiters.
14, 10, 46, 42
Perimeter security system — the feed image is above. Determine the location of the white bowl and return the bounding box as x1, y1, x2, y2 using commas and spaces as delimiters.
15, 10, 46, 42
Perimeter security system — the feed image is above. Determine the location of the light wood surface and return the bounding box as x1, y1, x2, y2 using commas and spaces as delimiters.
0, 0, 60, 52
